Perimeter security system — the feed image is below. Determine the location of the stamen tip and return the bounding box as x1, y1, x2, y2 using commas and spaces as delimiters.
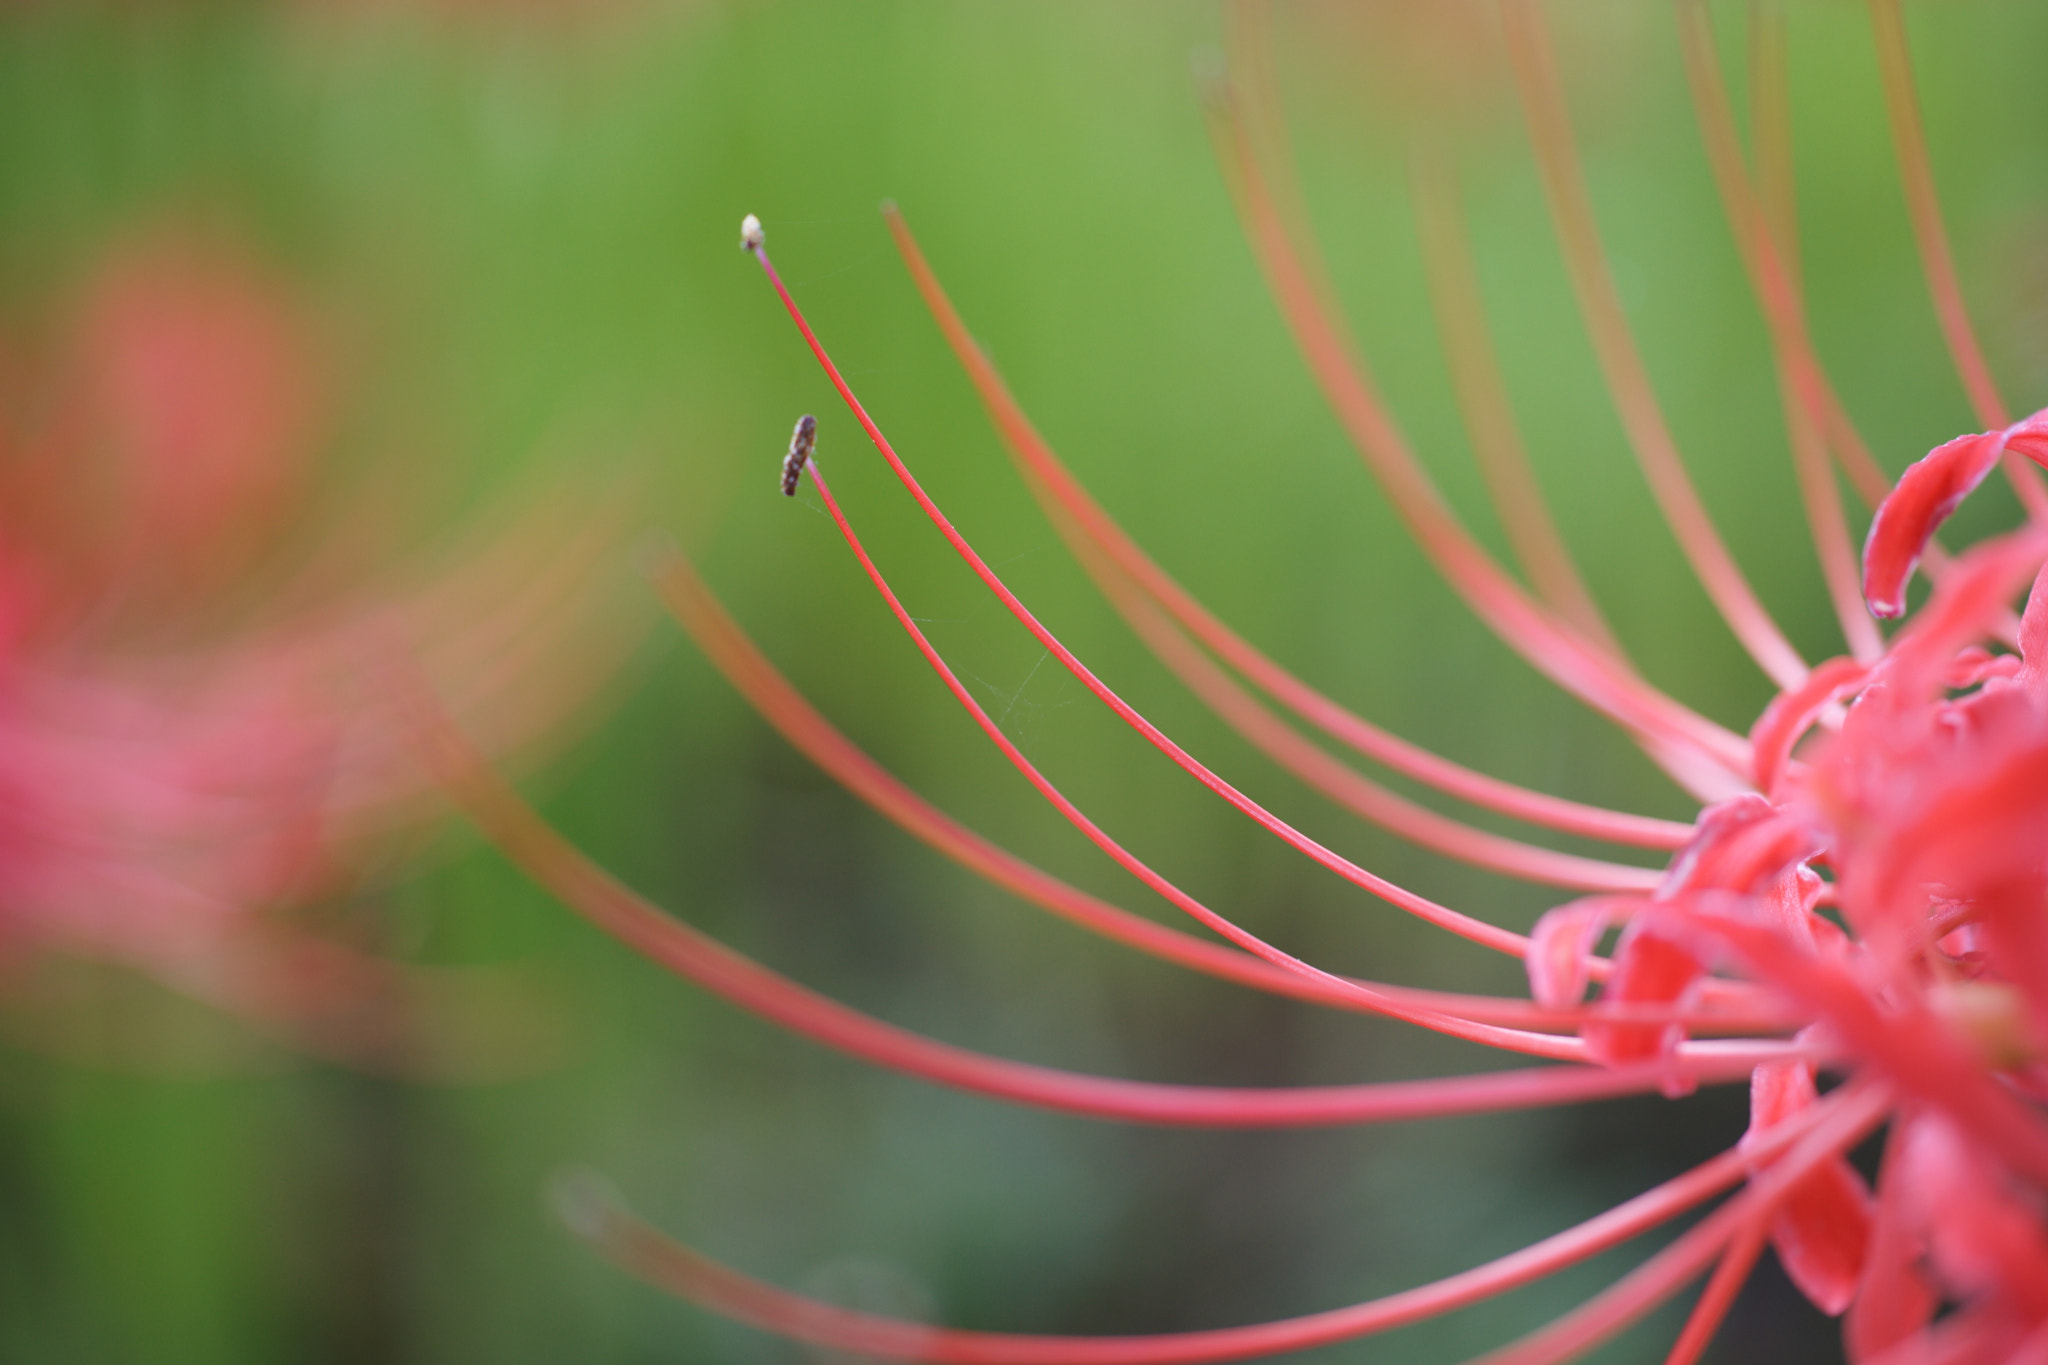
739, 213, 764, 252
548, 1168, 623, 1242
782, 413, 818, 496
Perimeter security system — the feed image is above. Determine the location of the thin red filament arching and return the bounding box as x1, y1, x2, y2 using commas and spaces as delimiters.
1675, 0, 1882, 666
407, 662, 1795, 1127
1196, 78, 1757, 796
1661, 1218, 1771, 1365
876, 204, 1696, 852
649, 538, 1791, 1040
1066, 523, 1663, 892
560, 1088, 1861, 1365
1867, 0, 2048, 523
1407, 141, 1627, 660
742, 242, 1564, 969
1469, 1081, 1892, 1365
1500, 0, 1810, 693
645, 538, 1630, 1031
1229, 3, 1631, 668
789, 450, 1578, 1049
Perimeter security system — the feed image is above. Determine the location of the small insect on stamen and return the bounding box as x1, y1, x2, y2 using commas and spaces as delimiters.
782, 414, 817, 496
740, 214, 764, 252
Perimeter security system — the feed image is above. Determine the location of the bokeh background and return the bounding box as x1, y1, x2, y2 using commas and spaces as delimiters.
2, 2, 2046, 1362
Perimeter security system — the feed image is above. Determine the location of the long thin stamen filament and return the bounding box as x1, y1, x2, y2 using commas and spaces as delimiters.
1501, 0, 1810, 691
1409, 142, 1627, 658
1071, 531, 1661, 892
792, 451, 1579, 1045
1868, 0, 2048, 521
746, 243, 1573, 965
555, 1088, 1861, 1365
1675, 0, 1883, 664
414, 667, 1781, 1120
407, 669, 1786, 1124
881, 205, 1696, 849
1197, 80, 1755, 795
648, 539, 1795, 1038
1660, 1215, 1769, 1365
1469, 1080, 1890, 1365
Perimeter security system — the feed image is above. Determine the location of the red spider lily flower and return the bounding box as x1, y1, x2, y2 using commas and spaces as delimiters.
0, 226, 638, 1075
417, 2, 2048, 1360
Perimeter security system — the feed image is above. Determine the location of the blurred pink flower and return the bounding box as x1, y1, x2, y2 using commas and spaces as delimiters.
421, 1, 2048, 1360
0, 225, 636, 1074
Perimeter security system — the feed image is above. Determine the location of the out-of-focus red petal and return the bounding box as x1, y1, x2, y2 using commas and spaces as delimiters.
2005, 406, 2048, 468
1526, 897, 1620, 1007
1742, 1061, 1874, 1317
1899, 1114, 2048, 1313
1864, 431, 2008, 619
1583, 922, 1704, 1085
1846, 1127, 1939, 1363
1772, 1159, 1875, 1316
1750, 657, 1870, 798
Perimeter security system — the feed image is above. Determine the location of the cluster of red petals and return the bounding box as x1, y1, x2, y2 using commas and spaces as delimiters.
1531, 433, 2048, 1354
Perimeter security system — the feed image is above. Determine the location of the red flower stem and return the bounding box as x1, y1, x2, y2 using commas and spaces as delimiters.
790, 449, 1583, 1042
1467, 1080, 1891, 1365
408, 669, 1783, 1124
1408, 140, 1629, 659
1660, 1214, 1769, 1365
556, 1091, 1856, 1365
646, 541, 1798, 1035
878, 205, 1696, 851
1740, 0, 1950, 557
1675, 0, 1883, 665
1867, 0, 2048, 521
746, 243, 1569, 965
1500, 0, 1811, 691
1067, 527, 1663, 892
1197, 80, 1756, 800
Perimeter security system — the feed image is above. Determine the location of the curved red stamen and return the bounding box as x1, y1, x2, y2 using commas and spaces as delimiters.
1407, 141, 1628, 659
645, 540, 1792, 1037
556, 1091, 1860, 1365
1868, 0, 2048, 524
407, 670, 1792, 1126
1675, 0, 1883, 664
879, 204, 1698, 851
1470, 1082, 1890, 1365
1501, 0, 1810, 692
1197, 87, 1755, 794
744, 242, 1571, 967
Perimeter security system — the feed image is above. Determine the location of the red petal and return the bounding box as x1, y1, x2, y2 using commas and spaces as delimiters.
2005, 406, 2048, 468
1525, 897, 1619, 1007
1863, 431, 2007, 619
1845, 1130, 1939, 1363
1582, 921, 1704, 1082
1770, 1158, 1875, 1316
1740, 1061, 1873, 1316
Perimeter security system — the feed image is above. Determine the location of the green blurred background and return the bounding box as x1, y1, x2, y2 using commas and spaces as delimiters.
2, 2, 2045, 1361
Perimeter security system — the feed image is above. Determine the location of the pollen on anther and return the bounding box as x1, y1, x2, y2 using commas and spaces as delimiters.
740, 214, 764, 252
782, 414, 817, 496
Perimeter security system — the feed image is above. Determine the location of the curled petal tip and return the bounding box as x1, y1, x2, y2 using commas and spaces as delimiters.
1862, 430, 2006, 619
739, 214, 764, 252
